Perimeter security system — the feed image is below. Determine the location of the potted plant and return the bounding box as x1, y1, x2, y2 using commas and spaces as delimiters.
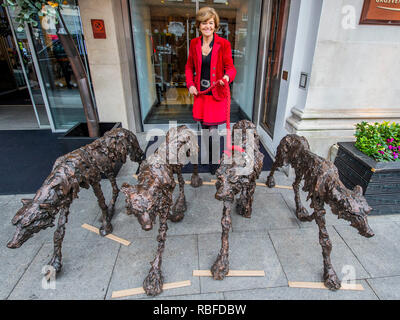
334, 121, 400, 215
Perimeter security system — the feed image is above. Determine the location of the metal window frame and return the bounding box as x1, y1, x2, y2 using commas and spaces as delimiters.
25, 23, 58, 132
252, 0, 273, 128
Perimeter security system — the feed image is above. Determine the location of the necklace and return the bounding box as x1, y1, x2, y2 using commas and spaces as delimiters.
201, 37, 213, 56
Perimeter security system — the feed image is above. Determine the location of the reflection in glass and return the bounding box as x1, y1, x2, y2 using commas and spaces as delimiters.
131, 0, 197, 124
1, 6, 50, 127
29, 0, 91, 131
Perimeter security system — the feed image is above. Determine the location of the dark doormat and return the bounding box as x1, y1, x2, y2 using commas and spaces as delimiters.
0, 130, 65, 195
144, 135, 273, 174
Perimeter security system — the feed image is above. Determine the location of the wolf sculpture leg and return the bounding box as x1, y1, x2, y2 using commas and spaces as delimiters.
313, 203, 341, 290
91, 181, 113, 236
48, 206, 70, 273
170, 167, 186, 222
105, 171, 119, 217
236, 181, 256, 219
292, 173, 314, 222
266, 147, 285, 188
143, 209, 169, 296
191, 164, 203, 188
211, 201, 232, 280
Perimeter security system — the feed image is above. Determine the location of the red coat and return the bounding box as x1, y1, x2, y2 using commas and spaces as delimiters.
185, 33, 236, 101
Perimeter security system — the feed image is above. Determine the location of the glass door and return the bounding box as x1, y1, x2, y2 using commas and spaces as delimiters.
6, 0, 92, 132
2, 6, 50, 128
200, 0, 262, 122
131, 0, 262, 128
27, 0, 89, 131
130, 0, 197, 126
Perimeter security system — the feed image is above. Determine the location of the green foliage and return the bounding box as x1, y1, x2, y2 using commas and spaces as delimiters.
2, 0, 64, 31
355, 121, 400, 162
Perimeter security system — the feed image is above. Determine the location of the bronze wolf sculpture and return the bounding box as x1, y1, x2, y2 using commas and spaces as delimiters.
266, 134, 374, 290
7, 128, 144, 274
212, 120, 264, 280
121, 125, 202, 296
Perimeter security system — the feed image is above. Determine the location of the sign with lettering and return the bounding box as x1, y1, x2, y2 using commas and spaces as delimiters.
360, 0, 400, 25
91, 19, 106, 39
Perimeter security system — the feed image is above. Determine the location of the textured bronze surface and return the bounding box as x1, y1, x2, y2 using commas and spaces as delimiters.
7, 128, 144, 274
212, 120, 264, 280
266, 134, 374, 290
121, 125, 202, 296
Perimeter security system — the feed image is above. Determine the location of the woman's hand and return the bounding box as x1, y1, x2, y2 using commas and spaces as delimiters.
189, 86, 198, 96
219, 75, 230, 86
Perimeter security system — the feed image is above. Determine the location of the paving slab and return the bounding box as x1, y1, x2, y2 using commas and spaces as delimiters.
0, 194, 14, 206
105, 234, 200, 300
279, 188, 350, 228
334, 222, 400, 278
8, 238, 120, 300
197, 231, 287, 294
269, 227, 370, 283
223, 280, 378, 300
0, 242, 43, 300
2, 190, 99, 247
258, 170, 293, 188
231, 191, 299, 232
144, 292, 224, 300
366, 276, 400, 300
1, 194, 52, 246
86, 184, 210, 242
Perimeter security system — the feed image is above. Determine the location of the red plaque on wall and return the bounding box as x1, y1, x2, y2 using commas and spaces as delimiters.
360, 0, 400, 25
91, 19, 106, 39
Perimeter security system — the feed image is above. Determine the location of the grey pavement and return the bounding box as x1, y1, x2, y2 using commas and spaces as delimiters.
2, 140, 400, 299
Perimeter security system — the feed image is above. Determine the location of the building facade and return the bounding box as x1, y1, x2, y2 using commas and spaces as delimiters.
2, 0, 400, 159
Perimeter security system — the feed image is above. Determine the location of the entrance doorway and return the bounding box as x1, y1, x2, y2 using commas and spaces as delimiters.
0, 6, 50, 130
1, 1, 93, 132
130, 0, 262, 130
259, 0, 290, 138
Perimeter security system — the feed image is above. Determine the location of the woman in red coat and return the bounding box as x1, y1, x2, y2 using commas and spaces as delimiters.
185, 7, 236, 173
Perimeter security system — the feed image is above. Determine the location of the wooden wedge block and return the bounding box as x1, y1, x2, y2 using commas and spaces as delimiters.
272, 185, 293, 190
193, 270, 265, 277
81, 223, 131, 246
288, 281, 364, 291
111, 280, 191, 298
201, 181, 217, 186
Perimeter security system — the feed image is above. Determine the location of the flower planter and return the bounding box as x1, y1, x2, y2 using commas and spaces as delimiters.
334, 142, 400, 215
58, 122, 123, 178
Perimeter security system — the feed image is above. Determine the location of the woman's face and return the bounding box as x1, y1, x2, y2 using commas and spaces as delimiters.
199, 18, 215, 37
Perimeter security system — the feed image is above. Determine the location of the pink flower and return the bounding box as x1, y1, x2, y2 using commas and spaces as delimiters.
387, 138, 394, 143
389, 145, 393, 150
394, 154, 399, 159
378, 150, 384, 155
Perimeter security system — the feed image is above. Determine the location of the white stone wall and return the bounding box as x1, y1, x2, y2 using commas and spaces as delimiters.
286, 0, 400, 158
79, 0, 138, 131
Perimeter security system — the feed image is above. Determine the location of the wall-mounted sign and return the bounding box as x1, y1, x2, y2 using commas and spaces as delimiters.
360, 0, 400, 25
91, 19, 106, 39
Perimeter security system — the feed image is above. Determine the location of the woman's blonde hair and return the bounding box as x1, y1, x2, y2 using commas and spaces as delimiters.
196, 7, 220, 31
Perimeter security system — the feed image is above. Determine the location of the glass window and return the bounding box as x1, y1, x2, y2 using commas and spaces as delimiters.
131, 0, 262, 126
